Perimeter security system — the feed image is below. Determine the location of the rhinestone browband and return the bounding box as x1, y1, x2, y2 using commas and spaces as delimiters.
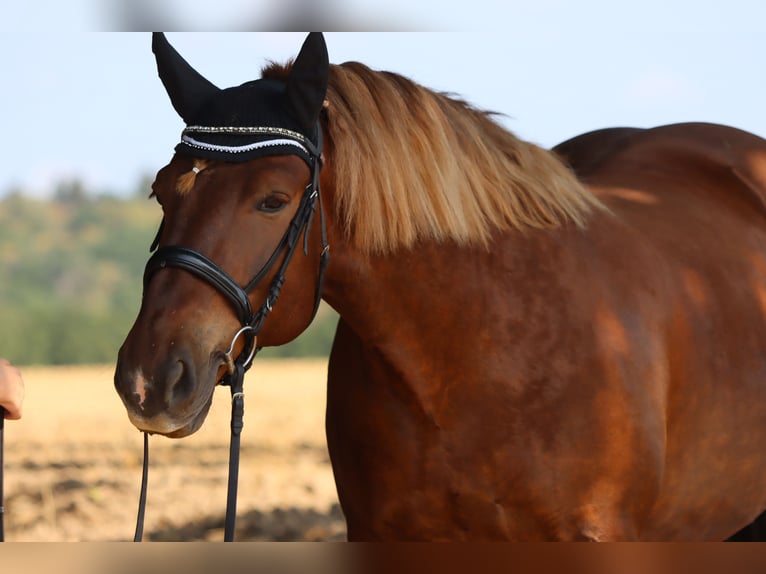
181, 135, 310, 155
182, 125, 311, 146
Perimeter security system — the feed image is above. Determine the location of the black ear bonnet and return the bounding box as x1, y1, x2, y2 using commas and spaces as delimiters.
152, 32, 328, 166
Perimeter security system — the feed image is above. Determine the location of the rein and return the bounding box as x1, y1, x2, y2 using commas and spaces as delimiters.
133, 134, 328, 542
0, 407, 4, 542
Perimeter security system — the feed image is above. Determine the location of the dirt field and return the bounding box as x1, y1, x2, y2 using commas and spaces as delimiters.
3, 360, 346, 541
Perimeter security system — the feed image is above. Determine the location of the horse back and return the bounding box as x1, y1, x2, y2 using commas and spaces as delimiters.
555, 122, 766, 216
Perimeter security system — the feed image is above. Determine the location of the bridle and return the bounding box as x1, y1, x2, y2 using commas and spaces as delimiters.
133, 129, 329, 542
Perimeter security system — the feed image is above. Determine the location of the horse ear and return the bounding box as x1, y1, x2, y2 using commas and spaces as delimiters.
152, 32, 220, 124
285, 32, 329, 129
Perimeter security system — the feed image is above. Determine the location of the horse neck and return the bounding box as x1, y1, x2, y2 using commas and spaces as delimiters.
322, 242, 456, 343
321, 228, 568, 359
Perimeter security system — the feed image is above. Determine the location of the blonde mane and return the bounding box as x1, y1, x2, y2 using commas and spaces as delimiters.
263, 61, 603, 255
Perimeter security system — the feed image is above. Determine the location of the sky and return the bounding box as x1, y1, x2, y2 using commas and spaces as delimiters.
3, 1, 766, 197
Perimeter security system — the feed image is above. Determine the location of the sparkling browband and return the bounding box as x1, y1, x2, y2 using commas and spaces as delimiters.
183, 125, 311, 146
181, 135, 310, 155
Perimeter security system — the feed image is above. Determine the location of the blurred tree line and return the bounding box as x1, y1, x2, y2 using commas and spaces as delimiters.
0, 179, 338, 365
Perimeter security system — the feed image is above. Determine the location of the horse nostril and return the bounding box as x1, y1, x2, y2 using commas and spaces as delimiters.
164, 359, 195, 407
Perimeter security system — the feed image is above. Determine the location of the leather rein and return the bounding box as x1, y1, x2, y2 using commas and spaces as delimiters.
133, 134, 328, 542
0, 407, 4, 542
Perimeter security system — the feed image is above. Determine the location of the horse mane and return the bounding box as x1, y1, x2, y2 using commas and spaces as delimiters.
262, 60, 604, 255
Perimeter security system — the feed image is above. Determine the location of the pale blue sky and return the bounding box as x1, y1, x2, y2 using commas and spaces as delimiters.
3, 1, 766, 196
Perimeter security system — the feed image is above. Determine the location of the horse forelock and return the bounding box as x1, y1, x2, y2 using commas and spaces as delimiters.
262, 60, 604, 255
175, 159, 210, 196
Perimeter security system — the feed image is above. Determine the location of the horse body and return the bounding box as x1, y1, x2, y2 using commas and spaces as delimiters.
321, 123, 766, 540
578, 123, 766, 539
115, 34, 766, 540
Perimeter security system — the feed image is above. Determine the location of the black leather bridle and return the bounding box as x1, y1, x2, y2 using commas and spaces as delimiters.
133, 132, 329, 542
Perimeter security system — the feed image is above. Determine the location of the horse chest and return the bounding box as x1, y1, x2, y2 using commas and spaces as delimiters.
324, 363, 599, 540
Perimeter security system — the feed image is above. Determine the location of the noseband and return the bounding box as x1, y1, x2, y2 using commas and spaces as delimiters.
133, 131, 329, 542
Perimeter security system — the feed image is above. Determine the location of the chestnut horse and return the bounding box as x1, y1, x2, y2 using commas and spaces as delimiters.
115, 33, 766, 540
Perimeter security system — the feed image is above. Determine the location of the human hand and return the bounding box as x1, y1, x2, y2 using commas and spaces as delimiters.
0, 358, 24, 420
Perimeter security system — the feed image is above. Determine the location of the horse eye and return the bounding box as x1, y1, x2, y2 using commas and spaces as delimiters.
256, 195, 288, 213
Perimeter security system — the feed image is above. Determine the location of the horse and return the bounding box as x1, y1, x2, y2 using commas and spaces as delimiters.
114, 32, 766, 541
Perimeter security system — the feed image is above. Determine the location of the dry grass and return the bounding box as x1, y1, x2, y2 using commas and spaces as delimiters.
4, 360, 343, 541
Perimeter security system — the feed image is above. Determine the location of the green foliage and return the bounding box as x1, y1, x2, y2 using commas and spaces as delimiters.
0, 186, 338, 366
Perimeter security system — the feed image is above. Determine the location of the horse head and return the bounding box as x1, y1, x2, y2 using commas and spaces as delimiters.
114, 33, 330, 438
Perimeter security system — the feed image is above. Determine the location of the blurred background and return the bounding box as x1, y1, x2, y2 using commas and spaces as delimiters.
4, 2, 766, 365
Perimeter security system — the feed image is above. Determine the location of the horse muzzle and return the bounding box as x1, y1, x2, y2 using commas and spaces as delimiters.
114, 349, 220, 438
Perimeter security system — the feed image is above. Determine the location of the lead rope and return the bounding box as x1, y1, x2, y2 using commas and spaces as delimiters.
132, 372, 247, 542
223, 360, 246, 541
133, 431, 149, 542
133, 334, 256, 542
0, 406, 5, 542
